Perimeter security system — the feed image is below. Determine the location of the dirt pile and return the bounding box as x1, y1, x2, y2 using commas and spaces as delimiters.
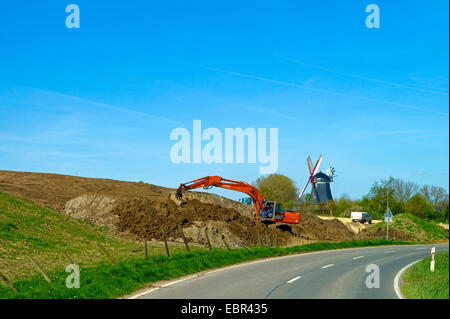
64, 194, 118, 228
0, 170, 355, 246
183, 191, 254, 218
290, 213, 355, 242
114, 197, 296, 247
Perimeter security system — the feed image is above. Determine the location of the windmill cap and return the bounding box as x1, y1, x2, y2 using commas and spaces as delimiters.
313, 171, 331, 182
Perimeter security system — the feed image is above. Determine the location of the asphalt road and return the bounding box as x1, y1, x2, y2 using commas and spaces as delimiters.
134, 244, 449, 299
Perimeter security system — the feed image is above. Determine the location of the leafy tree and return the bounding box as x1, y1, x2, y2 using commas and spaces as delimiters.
334, 195, 355, 216
283, 200, 295, 210
359, 177, 404, 219
254, 174, 298, 209
327, 200, 337, 216
443, 204, 449, 223
405, 194, 435, 219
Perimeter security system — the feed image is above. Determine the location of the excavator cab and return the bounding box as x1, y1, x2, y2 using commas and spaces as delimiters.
259, 201, 284, 223
258, 201, 300, 224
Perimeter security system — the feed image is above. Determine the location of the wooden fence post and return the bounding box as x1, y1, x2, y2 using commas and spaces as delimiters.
257, 233, 262, 246
0, 270, 18, 293
162, 230, 170, 257
29, 256, 52, 283
144, 238, 148, 260
220, 232, 230, 251
204, 228, 212, 250
178, 225, 190, 252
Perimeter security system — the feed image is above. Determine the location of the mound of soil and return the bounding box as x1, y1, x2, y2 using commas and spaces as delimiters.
0, 170, 170, 211
114, 197, 296, 246
0, 170, 355, 246
291, 214, 355, 242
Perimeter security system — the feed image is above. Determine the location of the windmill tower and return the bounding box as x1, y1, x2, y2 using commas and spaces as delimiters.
298, 155, 333, 204
310, 171, 333, 204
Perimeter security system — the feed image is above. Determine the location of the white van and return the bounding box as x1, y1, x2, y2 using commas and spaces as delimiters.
351, 212, 372, 224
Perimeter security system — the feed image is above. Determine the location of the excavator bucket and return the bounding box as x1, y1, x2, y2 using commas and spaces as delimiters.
170, 192, 187, 206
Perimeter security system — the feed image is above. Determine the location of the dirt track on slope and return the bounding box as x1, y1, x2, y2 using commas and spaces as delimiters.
0, 170, 356, 246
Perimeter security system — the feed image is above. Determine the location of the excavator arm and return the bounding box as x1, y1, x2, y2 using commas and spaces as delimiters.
173, 176, 264, 215
171, 176, 300, 224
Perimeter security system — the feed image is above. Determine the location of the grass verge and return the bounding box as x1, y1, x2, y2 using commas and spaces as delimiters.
402, 251, 449, 299
0, 239, 415, 299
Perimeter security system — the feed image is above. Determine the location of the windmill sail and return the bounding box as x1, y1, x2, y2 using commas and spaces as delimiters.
312, 154, 322, 175
307, 156, 314, 175
298, 178, 310, 199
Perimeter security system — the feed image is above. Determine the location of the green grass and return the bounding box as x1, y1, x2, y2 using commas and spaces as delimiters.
369, 213, 448, 241
402, 252, 449, 299
0, 191, 201, 282
0, 239, 415, 299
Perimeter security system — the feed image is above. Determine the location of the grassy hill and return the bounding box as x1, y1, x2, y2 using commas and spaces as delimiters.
368, 213, 448, 241
0, 191, 189, 284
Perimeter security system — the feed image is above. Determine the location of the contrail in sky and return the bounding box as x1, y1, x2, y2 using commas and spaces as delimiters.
279, 56, 449, 95
26, 87, 181, 125
189, 63, 447, 115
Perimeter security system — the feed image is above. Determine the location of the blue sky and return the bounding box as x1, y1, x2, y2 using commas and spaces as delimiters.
0, 1, 448, 200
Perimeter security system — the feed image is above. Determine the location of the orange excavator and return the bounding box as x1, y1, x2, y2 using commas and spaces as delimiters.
170, 176, 300, 225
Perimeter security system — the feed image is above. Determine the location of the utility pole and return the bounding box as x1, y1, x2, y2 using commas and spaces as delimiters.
386, 201, 389, 240
385, 190, 390, 240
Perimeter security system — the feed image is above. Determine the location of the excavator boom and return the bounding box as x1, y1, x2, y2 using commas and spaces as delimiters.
171, 176, 300, 225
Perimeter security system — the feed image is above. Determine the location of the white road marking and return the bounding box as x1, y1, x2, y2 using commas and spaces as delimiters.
394, 259, 422, 299
128, 275, 198, 299
287, 276, 302, 283
415, 247, 426, 250
352, 256, 364, 260
321, 264, 335, 269
161, 275, 198, 288
128, 288, 160, 299
384, 250, 396, 253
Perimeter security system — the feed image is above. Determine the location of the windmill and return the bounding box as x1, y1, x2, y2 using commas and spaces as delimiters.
298, 154, 323, 202
299, 155, 334, 204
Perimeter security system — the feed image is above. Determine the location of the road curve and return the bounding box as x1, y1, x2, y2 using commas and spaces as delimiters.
133, 244, 448, 299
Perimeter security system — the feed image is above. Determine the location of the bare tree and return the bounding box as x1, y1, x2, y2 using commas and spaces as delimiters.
421, 185, 448, 207
430, 186, 448, 207
420, 185, 431, 203
391, 178, 419, 203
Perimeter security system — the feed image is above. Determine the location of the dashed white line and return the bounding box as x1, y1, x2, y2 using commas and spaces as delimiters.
384, 250, 396, 254
287, 276, 302, 283
352, 256, 364, 260
321, 264, 335, 269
